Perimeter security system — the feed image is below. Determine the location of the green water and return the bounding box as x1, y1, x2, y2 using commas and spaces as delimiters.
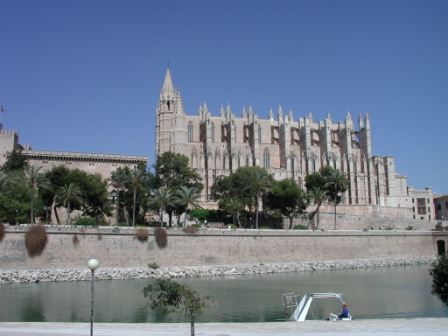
0, 265, 446, 322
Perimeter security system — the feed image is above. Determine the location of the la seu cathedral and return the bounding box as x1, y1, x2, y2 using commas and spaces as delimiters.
155, 68, 434, 220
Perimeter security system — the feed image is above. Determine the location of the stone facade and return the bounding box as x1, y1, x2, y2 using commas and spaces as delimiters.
434, 194, 448, 220
155, 69, 434, 219
0, 128, 147, 181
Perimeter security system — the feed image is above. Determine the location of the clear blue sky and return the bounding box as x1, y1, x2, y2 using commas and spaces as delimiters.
1, 0, 447, 193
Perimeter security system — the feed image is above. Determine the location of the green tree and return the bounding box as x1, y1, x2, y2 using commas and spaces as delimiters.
211, 166, 272, 228
266, 179, 309, 229
56, 183, 83, 225
430, 255, 448, 305
218, 197, 244, 227
325, 168, 348, 230
143, 278, 209, 336
244, 167, 272, 229
0, 148, 28, 173
175, 186, 202, 227
155, 152, 202, 190
21, 166, 49, 224
43, 166, 71, 224
129, 163, 149, 226
308, 187, 327, 229
149, 187, 176, 226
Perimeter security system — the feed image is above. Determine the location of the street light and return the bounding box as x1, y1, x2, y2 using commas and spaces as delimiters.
87, 259, 99, 336
334, 191, 343, 230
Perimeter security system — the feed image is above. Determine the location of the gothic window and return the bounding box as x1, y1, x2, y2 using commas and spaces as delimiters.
263, 148, 270, 170
188, 121, 193, 142
258, 125, 262, 143
167, 100, 171, 111
211, 122, 215, 143
246, 155, 250, 166
223, 154, 227, 170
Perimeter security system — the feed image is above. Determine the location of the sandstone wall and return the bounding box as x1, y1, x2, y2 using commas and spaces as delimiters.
0, 227, 446, 269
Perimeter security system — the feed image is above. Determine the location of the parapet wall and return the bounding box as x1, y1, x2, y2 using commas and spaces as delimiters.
0, 226, 446, 269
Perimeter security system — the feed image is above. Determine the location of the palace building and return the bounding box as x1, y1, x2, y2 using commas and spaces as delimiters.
155, 69, 434, 220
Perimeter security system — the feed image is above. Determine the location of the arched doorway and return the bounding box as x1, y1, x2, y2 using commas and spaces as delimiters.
437, 240, 446, 256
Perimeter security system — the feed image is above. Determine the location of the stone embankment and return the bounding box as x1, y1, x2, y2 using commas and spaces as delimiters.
0, 256, 434, 284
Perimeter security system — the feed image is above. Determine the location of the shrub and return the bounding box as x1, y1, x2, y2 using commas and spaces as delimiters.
430, 255, 448, 305
25, 225, 48, 257
183, 226, 197, 235
191, 209, 209, 221
405, 225, 414, 231
136, 228, 149, 242
435, 222, 443, 231
0, 223, 5, 242
294, 224, 308, 230
72, 234, 79, 247
74, 217, 98, 227
148, 262, 160, 269
154, 227, 167, 248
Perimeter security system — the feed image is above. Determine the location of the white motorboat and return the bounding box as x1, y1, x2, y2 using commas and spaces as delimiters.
281, 292, 352, 321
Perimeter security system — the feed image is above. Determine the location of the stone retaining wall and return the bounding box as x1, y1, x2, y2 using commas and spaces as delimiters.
0, 226, 446, 271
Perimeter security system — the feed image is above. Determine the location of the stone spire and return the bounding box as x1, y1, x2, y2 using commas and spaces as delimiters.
161, 67, 175, 99
219, 105, 225, 117
268, 106, 274, 121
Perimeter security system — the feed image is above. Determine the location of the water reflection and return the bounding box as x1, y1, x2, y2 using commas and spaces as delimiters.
0, 265, 447, 322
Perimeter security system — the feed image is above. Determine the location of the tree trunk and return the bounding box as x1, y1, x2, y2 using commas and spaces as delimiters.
67, 201, 71, 225
289, 216, 293, 230
30, 194, 34, 224
255, 196, 259, 229
190, 313, 195, 336
316, 207, 320, 229
160, 208, 164, 227
132, 188, 136, 227
334, 203, 337, 230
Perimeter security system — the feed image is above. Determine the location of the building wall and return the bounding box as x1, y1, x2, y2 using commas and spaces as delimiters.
434, 195, 448, 220
0, 130, 18, 166
0, 228, 445, 268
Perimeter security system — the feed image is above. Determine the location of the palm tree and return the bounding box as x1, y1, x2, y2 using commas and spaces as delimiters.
56, 183, 83, 225
129, 165, 147, 226
249, 168, 272, 229
325, 169, 348, 230
308, 187, 328, 229
175, 186, 202, 227
219, 197, 243, 227
149, 187, 176, 227
21, 166, 49, 224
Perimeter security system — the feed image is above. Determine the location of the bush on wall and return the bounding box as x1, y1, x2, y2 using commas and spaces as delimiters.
25, 225, 48, 257
154, 227, 167, 248
136, 228, 149, 242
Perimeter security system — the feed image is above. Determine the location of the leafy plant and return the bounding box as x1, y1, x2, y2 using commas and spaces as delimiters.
25, 225, 48, 257
430, 255, 448, 305
143, 278, 209, 336
405, 225, 414, 231
154, 227, 168, 248
136, 228, 149, 242
294, 224, 308, 230
74, 217, 98, 227
190, 209, 209, 221
148, 262, 160, 269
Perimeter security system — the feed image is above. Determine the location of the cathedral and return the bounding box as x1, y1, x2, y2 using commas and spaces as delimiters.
155, 69, 434, 220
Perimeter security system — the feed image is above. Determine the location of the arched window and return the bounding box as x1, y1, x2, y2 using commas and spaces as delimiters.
263, 149, 270, 170
211, 122, 215, 143
258, 125, 262, 143
188, 121, 193, 142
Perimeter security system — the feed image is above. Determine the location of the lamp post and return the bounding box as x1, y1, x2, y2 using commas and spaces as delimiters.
334, 191, 342, 230
87, 258, 99, 336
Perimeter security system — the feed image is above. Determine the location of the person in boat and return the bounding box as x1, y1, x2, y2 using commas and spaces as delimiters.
339, 303, 349, 319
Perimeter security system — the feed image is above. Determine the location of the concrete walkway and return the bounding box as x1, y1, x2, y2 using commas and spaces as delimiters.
0, 319, 448, 336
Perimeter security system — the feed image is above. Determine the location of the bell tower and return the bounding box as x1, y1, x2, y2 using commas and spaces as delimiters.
156, 68, 184, 156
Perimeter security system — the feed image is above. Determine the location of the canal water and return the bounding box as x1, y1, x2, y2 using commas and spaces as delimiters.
0, 265, 446, 322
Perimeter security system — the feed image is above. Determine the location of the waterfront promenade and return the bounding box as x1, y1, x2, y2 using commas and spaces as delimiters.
1, 319, 447, 336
